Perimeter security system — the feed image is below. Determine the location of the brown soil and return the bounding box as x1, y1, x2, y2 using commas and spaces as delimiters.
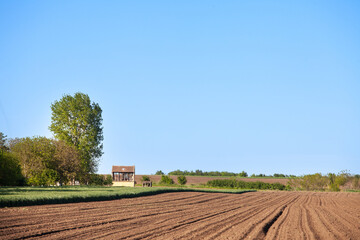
1, 191, 359, 239
136, 175, 289, 185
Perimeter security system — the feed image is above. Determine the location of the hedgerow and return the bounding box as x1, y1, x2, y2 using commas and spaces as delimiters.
206, 179, 286, 190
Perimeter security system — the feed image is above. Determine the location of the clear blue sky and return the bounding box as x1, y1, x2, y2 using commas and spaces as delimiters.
1, 1, 359, 175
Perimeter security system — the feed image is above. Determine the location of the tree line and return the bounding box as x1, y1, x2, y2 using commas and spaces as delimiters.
166, 169, 249, 177
0, 92, 107, 186
161, 169, 294, 178
288, 171, 360, 191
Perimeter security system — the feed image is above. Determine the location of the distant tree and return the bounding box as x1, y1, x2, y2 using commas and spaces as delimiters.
155, 170, 164, 175
328, 173, 338, 191
142, 175, 150, 182
254, 174, 266, 177
168, 169, 184, 175
0, 132, 6, 144
273, 173, 286, 178
177, 175, 187, 185
88, 174, 106, 185
49, 92, 103, 183
0, 132, 8, 152
238, 171, 248, 177
159, 175, 174, 184
353, 174, 360, 189
167, 169, 241, 177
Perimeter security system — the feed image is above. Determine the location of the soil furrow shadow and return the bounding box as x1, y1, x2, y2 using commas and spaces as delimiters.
262, 205, 286, 236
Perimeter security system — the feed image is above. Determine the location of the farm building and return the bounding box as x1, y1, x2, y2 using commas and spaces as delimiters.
112, 165, 135, 187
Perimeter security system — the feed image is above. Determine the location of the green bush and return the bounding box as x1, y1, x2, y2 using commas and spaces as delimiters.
159, 175, 174, 185
335, 171, 350, 186
206, 179, 285, 190
288, 172, 352, 191
353, 175, 360, 189
273, 173, 286, 178
142, 175, 150, 182
177, 175, 187, 185
328, 173, 340, 191
238, 171, 248, 177
155, 170, 164, 175
88, 174, 106, 185
104, 175, 113, 185
0, 151, 25, 186
300, 173, 328, 191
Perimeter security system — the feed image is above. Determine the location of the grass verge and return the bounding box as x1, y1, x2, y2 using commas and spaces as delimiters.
0, 186, 254, 208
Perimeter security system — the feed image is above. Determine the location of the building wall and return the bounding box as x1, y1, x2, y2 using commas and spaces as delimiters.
112, 181, 135, 187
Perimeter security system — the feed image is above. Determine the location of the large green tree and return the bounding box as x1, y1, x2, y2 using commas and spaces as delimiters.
0, 132, 8, 151
10, 137, 81, 186
0, 132, 25, 186
49, 92, 103, 182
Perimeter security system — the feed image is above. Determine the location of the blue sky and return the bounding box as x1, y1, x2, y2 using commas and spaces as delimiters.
1, 1, 359, 175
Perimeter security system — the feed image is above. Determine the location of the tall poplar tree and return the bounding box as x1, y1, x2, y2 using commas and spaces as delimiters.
49, 92, 103, 182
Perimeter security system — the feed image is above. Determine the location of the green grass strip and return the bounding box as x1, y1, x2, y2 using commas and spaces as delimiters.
0, 186, 255, 208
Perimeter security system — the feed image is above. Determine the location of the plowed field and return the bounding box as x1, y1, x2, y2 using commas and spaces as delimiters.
1, 191, 359, 239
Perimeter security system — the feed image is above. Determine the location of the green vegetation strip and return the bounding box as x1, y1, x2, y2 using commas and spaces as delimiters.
0, 186, 255, 208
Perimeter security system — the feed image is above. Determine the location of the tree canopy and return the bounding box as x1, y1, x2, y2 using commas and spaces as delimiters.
49, 92, 103, 181
0, 132, 8, 151
10, 137, 81, 186
0, 132, 25, 186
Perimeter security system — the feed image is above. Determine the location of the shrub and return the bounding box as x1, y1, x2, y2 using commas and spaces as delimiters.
273, 173, 286, 178
142, 175, 150, 182
155, 170, 164, 175
300, 173, 328, 191
206, 179, 285, 190
104, 175, 113, 185
328, 173, 339, 191
353, 175, 360, 189
177, 175, 187, 185
288, 172, 351, 191
238, 171, 248, 177
9, 137, 81, 186
335, 171, 350, 187
0, 151, 25, 186
159, 175, 174, 185
88, 174, 106, 185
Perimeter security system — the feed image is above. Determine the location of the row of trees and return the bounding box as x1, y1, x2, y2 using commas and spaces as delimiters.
0, 92, 105, 186
8, 137, 82, 186
166, 169, 249, 177
161, 170, 294, 178
288, 171, 359, 191
141, 175, 187, 185
207, 179, 286, 190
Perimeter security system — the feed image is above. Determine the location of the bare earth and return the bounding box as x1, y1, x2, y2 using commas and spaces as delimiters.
1, 191, 359, 239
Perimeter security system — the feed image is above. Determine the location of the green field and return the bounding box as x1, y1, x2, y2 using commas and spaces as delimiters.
0, 186, 254, 208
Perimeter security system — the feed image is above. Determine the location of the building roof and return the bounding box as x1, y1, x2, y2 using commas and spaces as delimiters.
112, 166, 135, 173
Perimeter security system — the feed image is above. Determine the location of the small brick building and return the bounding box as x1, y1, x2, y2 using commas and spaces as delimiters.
112, 166, 135, 187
